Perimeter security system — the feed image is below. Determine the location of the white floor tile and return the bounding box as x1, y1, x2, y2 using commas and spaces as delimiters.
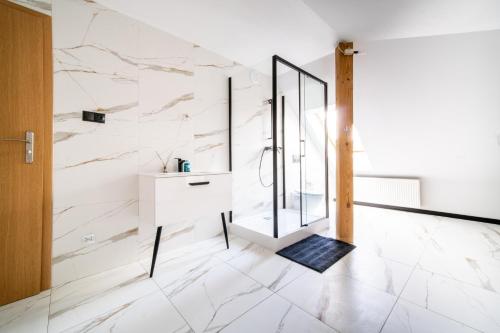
381, 299, 479, 333
221, 294, 337, 333
0, 290, 51, 333
1, 207, 497, 333
418, 243, 500, 293
353, 208, 441, 266
48, 263, 158, 333
428, 218, 500, 264
325, 247, 413, 296
401, 268, 500, 333
278, 271, 397, 333
214, 236, 253, 262
153, 256, 272, 332
59, 290, 190, 333
227, 243, 307, 291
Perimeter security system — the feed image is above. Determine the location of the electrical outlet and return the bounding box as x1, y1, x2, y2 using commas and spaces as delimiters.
81, 233, 96, 245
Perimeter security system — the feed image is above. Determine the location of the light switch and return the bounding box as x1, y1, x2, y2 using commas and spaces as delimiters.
82, 110, 105, 123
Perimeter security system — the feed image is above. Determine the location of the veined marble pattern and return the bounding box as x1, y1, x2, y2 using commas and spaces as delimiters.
231, 68, 274, 223
278, 270, 397, 333
352, 206, 442, 266
52, 0, 141, 287
0, 291, 50, 333
323, 246, 414, 296
0, 207, 499, 332
382, 299, 479, 333
226, 243, 308, 291
221, 294, 337, 333
52, 200, 139, 286
401, 268, 500, 333
151, 253, 272, 332
57, 291, 190, 333
50, 0, 239, 286
48, 263, 156, 333
418, 218, 500, 292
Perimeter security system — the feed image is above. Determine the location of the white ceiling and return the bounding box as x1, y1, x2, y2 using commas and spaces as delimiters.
95, 0, 500, 70
94, 0, 337, 68
303, 0, 500, 41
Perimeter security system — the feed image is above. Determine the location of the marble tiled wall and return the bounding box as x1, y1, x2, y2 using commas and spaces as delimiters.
8, 0, 239, 286
231, 70, 273, 221
135, 22, 237, 261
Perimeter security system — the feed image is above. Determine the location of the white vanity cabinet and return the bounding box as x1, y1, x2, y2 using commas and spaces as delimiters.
139, 172, 232, 277
139, 172, 232, 225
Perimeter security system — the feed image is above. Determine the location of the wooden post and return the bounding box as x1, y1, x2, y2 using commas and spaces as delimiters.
335, 42, 354, 243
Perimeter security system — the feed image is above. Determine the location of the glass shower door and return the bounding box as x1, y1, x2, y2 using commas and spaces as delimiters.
301, 75, 327, 225
272, 55, 328, 237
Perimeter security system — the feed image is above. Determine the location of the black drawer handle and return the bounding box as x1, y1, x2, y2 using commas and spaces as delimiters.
188, 181, 210, 186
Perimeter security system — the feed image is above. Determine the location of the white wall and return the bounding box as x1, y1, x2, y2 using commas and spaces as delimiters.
51, 0, 241, 286
231, 69, 273, 221
9, 0, 243, 286
355, 30, 500, 219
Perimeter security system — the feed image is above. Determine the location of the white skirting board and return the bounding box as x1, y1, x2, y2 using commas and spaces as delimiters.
354, 176, 421, 208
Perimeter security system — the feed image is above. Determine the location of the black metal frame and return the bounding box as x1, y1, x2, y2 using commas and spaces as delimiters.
150, 213, 229, 278
281, 95, 286, 209
228, 77, 233, 223
227, 56, 329, 239
272, 55, 329, 238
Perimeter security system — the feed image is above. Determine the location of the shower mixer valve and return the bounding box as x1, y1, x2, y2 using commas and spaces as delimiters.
264, 146, 282, 152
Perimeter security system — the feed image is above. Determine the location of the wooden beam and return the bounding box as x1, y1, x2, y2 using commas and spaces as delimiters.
335, 42, 354, 243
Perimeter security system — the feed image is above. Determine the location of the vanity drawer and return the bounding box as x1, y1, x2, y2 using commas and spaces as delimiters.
155, 174, 231, 225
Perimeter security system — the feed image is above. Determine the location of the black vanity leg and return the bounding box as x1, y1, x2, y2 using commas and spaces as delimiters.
221, 212, 229, 249
150, 226, 163, 278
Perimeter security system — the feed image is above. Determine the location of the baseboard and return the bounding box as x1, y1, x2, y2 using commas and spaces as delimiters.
353, 201, 500, 226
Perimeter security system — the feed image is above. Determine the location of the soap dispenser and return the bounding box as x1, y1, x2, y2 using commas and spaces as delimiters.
182, 160, 191, 172
174, 158, 185, 172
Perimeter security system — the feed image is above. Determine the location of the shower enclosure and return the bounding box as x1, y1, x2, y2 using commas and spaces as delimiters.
231, 55, 328, 238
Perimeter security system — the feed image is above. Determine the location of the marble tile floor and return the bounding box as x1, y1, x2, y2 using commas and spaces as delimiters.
1, 206, 500, 333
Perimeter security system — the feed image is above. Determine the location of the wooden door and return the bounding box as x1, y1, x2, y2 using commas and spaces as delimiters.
0, 0, 52, 305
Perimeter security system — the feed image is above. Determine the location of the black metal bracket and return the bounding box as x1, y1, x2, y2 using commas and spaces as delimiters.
221, 212, 229, 249
150, 226, 163, 278
149, 212, 230, 279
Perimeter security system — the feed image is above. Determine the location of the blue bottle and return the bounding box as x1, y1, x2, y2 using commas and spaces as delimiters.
182, 160, 191, 172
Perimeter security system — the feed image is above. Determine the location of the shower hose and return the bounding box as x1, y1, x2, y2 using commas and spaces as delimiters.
258, 146, 281, 188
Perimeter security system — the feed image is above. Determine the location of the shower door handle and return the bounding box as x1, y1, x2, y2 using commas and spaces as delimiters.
0, 131, 34, 163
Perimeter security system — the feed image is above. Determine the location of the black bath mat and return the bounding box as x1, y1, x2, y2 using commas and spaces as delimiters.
276, 234, 355, 273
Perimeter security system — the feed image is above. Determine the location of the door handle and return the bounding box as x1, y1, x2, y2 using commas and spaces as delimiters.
0, 131, 34, 164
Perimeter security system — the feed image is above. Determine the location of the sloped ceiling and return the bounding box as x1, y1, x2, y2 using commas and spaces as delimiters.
94, 0, 337, 69
95, 0, 500, 69
303, 0, 500, 41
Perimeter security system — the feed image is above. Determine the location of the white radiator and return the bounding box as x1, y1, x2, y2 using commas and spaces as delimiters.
354, 177, 421, 208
